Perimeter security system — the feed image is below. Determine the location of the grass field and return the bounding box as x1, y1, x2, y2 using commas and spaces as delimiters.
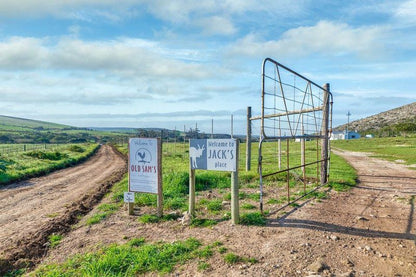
0, 143, 99, 185
332, 137, 416, 165
85, 140, 356, 225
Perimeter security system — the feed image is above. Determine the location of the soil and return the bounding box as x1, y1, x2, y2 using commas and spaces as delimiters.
0, 145, 127, 273
2, 147, 416, 276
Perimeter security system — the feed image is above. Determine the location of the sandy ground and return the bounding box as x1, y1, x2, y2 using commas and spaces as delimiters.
33, 149, 416, 276
0, 145, 126, 273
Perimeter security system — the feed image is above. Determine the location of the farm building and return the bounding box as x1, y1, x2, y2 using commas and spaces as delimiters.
330, 130, 361, 140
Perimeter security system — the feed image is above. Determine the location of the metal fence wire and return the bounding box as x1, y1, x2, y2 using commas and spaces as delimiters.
0, 144, 61, 155
248, 58, 333, 213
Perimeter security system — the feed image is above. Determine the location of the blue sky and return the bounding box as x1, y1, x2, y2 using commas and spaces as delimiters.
0, 0, 415, 134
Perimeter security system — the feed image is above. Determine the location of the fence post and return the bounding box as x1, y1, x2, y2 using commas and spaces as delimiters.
320, 83, 330, 185
231, 140, 240, 224
157, 138, 163, 217
246, 106, 252, 171
189, 140, 196, 216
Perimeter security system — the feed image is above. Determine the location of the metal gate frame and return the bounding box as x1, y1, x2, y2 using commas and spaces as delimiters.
248, 58, 333, 212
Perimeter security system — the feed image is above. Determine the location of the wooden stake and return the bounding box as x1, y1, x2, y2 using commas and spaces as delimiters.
231, 140, 240, 224
157, 138, 163, 217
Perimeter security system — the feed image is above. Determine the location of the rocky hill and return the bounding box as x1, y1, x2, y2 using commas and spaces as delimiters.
335, 102, 416, 136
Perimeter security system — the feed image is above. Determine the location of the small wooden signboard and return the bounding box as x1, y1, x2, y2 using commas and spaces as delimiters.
128, 138, 162, 216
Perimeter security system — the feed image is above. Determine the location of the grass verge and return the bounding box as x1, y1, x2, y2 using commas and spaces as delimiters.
0, 143, 99, 186
31, 238, 202, 276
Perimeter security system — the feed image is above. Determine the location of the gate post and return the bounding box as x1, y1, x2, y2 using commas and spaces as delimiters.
246, 106, 252, 171
320, 83, 330, 185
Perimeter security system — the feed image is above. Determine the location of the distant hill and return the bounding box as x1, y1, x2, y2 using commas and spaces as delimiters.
0, 115, 125, 144
335, 102, 416, 136
0, 115, 72, 131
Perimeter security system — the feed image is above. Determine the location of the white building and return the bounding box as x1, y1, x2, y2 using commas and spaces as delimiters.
330, 131, 361, 140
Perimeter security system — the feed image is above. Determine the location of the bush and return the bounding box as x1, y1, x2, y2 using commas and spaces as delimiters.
68, 145, 85, 153
25, 150, 68, 160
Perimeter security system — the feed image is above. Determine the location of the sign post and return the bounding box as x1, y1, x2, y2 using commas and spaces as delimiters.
189, 139, 239, 224
128, 138, 163, 216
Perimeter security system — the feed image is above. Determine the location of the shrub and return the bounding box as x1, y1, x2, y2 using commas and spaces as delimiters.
68, 145, 85, 153
25, 150, 68, 160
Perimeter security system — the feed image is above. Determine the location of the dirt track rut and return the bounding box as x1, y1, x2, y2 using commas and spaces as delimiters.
0, 145, 126, 270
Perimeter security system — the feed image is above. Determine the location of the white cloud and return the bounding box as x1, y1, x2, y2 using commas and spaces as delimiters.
0, 36, 211, 79
0, 37, 46, 69
394, 0, 416, 25
227, 21, 387, 59
197, 16, 237, 36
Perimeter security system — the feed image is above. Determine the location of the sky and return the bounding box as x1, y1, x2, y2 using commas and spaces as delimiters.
0, 0, 415, 135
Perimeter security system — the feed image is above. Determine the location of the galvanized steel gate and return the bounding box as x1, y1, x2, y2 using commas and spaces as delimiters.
247, 58, 333, 213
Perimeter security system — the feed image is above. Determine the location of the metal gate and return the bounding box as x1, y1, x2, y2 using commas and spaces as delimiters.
248, 58, 333, 213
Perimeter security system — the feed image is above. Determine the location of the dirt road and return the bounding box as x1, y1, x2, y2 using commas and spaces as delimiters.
0, 145, 126, 271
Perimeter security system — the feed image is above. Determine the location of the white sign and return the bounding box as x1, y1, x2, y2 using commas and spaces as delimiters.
190, 139, 237, 172
129, 138, 159, 193
124, 192, 135, 203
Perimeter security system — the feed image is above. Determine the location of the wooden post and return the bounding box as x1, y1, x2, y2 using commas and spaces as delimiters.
157, 138, 163, 217
128, 138, 134, 215
231, 140, 239, 224
321, 83, 330, 185
246, 106, 252, 171
189, 140, 196, 216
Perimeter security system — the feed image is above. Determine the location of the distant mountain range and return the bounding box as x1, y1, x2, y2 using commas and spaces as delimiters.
335, 102, 416, 136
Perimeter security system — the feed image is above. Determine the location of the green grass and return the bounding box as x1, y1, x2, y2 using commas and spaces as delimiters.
224, 253, 258, 265
197, 261, 211, 271
86, 213, 108, 226
239, 212, 267, 226
190, 218, 218, 227
31, 238, 202, 276
332, 137, 416, 165
241, 203, 256, 210
328, 153, 357, 192
0, 143, 99, 186
48, 234, 63, 248
138, 213, 181, 224
206, 199, 223, 212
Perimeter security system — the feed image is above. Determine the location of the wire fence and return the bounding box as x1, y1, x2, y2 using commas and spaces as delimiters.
0, 144, 62, 155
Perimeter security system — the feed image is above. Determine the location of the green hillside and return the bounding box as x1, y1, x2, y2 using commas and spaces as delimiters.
0, 115, 71, 132
0, 115, 127, 144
